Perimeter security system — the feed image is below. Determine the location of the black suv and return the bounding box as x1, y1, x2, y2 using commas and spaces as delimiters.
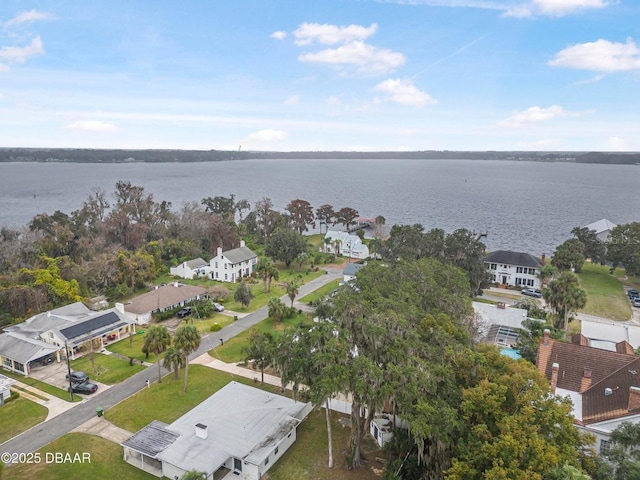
66, 371, 89, 384
177, 307, 192, 318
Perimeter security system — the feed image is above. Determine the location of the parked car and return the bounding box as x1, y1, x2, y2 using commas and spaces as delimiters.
66, 371, 89, 384
70, 381, 98, 394
634, 298, 640, 308
213, 302, 225, 312
176, 307, 192, 318
628, 289, 639, 298
522, 288, 542, 298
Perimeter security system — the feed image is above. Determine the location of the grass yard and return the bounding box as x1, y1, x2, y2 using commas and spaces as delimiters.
6, 433, 155, 480
105, 365, 278, 432
268, 409, 382, 480
189, 313, 235, 334
577, 262, 631, 320
0, 369, 82, 402
299, 279, 340, 305
473, 297, 499, 305
70, 353, 146, 384
209, 313, 312, 363
107, 330, 157, 363
0, 396, 48, 444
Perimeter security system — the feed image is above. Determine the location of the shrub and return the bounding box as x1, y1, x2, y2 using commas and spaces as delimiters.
4, 390, 20, 404
210, 323, 222, 332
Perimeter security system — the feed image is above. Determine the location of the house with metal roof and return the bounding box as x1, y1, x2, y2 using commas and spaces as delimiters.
0, 332, 59, 376
208, 241, 257, 283
122, 381, 312, 479
537, 330, 640, 453
170, 257, 209, 280
342, 262, 365, 283
484, 250, 543, 289
584, 218, 617, 242
118, 283, 208, 324
472, 301, 532, 347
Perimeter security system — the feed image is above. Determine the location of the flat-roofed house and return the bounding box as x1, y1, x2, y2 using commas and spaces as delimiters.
484, 250, 543, 289
122, 381, 312, 479
208, 241, 257, 283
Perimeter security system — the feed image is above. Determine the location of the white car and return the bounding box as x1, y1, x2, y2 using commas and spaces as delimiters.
213, 302, 225, 312
521, 288, 542, 298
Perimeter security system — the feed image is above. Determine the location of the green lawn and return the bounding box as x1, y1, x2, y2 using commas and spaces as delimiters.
299, 279, 340, 304
209, 313, 312, 363
70, 354, 146, 385
268, 409, 382, 480
107, 330, 157, 363
7, 433, 155, 480
577, 262, 631, 320
0, 369, 82, 402
0, 396, 48, 443
105, 365, 278, 432
188, 313, 235, 334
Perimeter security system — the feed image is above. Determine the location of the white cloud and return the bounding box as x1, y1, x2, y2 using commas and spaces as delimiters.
373, 78, 436, 107
499, 105, 574, 127
0, 63, 9, 72
247, 128, 288, 142
326, 96, 342, 106
299, 41, 405, 76
65, 120, 118, 132
4, 10, 53, 27
293, 23, 378, 46
284, 95, 300, 105
0, 36, 44, 64
529, 0, 610, 16
270, 30, 287, 40
549, 38, 640, 72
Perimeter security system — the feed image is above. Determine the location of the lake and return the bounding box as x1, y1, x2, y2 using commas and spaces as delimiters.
1, 159, 638, 255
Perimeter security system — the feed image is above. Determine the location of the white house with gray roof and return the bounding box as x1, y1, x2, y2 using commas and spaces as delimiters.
584, 218, 617, 242
0, 374, 16, 406
122, 381, 312, 479
484, 250, 543, 289
324, 230, 369, 260
208, 241, 257, 283
169, 257, 208, 279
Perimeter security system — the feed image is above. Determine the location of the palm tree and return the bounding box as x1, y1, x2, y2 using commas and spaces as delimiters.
163, 345, 184, 380
173, 324, 202, 393
267, 265, 279, 293
142, 325, 171, 383
374, 215, 386, 238
256, 257, 273, 293
323, 237, 332, 253
285, 280, 300, 308
268, 297, 286, 325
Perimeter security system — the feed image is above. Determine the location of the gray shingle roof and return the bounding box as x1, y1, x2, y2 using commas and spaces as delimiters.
124, 284, 207, 315
343, 263, 364, 276
484, 250, 542, 269
121, 420, 179, 457
185, 258, 207, 269
221, 246, 257, 265
0, 332, 59, 364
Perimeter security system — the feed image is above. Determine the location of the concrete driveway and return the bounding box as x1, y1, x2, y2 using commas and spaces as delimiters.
29, 356, 110, 395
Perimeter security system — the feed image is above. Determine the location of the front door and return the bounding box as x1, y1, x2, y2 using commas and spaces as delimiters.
234, 458, 242, 473
502, 275, 507, 284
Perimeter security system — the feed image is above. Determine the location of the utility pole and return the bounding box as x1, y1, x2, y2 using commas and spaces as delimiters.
64, 340, 73, 401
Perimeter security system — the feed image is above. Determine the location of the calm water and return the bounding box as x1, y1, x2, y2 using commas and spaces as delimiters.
1, 159, 638, 255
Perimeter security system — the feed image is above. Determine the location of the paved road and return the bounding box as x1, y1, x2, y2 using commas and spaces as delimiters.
1, 268, 342, 460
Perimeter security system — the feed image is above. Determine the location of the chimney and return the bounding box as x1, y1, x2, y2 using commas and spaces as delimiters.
543, 329, 550, 346
572, 334, 589, 346
195, 423, 208, 439
541, 253, 546, 266
616, 340, 634, 355
240, 240, 245, 248
115, 302, 125, 315
550, 362, 559, 394
497, 302, 506, 309
217, 246, 223, 257
628, 387, 640, 412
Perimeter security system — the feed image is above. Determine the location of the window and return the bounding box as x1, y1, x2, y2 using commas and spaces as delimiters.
489, 263, 497, 270
224, 264, 227, 270
3, 358, 11, 368
224, 274, 227, 280
600, 439, 611, 452
515, 278, 522, 285
14, 361, 24, 372
492, 274, 496, 282
529, 268, 536, 275
516, 267, 523, 273
265, 457, 269, 466
275, 446, 279, 455
215, 262, 218, 268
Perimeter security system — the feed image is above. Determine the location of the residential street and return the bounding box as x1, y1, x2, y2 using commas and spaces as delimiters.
0, 268, 342, 460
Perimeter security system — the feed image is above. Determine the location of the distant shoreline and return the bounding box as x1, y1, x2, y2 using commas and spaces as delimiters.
0, 149, 639, 165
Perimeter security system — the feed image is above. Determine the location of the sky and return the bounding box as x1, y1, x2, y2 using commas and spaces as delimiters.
1, 0, 639, 152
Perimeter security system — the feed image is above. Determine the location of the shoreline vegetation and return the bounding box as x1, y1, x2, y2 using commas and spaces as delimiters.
1, 148, 639, 164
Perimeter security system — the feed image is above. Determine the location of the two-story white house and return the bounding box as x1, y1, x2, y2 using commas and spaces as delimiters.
208, 241, 258, 283
484, 250, 543, 289
324, 230, 370, 260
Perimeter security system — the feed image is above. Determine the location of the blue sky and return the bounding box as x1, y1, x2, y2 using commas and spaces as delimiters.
1, 0, 639, 151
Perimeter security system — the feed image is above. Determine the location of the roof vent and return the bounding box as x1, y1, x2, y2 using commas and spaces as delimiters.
605, 387, 613, 396
195, 423, 208, 439
583, 368, 592, 378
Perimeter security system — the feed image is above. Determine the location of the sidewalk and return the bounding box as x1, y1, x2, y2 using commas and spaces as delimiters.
13, 381, 80, 421
192, 353, 289, 389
